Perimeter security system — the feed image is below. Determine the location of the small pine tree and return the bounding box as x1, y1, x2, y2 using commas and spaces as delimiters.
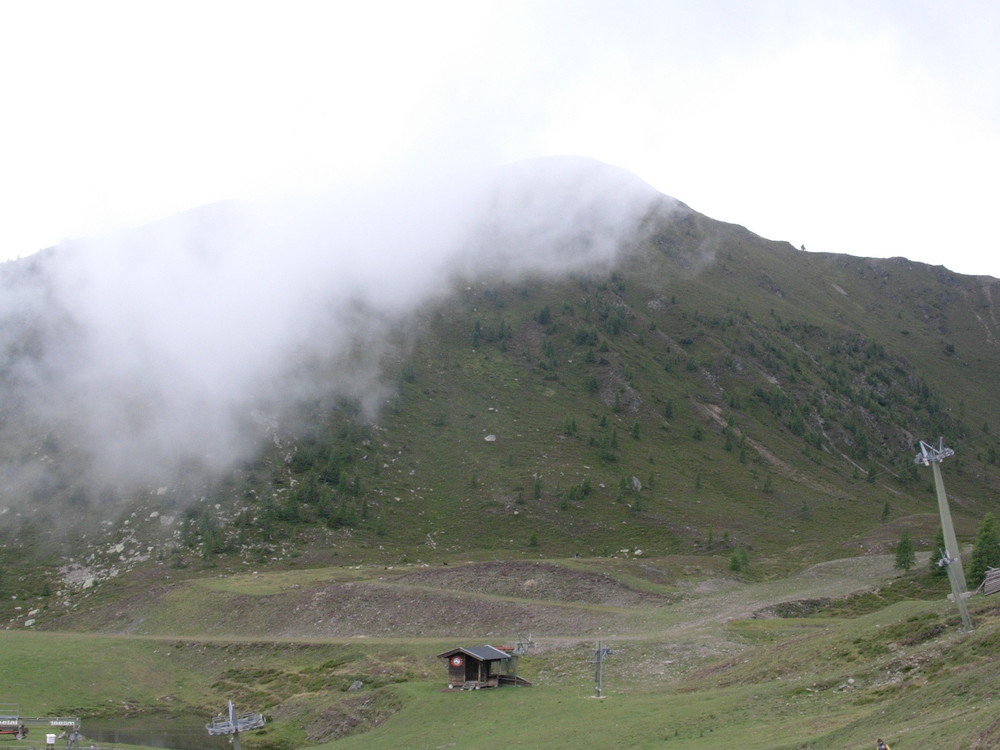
894, 529, 916, 571
866, 462, 877, 483
729, 545, 749, 572
969, 512, 1000, 587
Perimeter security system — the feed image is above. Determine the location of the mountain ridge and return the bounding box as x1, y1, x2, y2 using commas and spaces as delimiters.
4, 161, 1000, 748
0, 157, 997, 588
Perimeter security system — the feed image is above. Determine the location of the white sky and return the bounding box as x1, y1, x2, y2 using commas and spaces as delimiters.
2, 0, 999, 276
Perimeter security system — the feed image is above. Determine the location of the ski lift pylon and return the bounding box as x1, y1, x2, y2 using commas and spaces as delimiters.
206, 700, 265, 737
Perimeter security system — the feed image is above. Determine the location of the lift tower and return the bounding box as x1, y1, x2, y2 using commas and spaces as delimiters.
915, 438, 973, 631
206, 700, 265, 750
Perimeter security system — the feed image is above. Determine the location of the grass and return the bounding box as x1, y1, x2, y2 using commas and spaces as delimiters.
309, 593, 1000, 750
4, 556, 1000, 749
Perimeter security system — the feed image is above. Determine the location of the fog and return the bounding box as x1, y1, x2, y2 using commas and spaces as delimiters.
0, 157, 667, 502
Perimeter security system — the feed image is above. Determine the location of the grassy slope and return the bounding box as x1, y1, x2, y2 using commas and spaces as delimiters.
3, 191, 1000, 748
354, 205, 1000, 569
4, 197, 1000, 575
4, 555, 1000, 749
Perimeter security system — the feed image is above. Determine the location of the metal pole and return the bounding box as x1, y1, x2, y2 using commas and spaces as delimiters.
931, 461, 974, 631
932, 461, 968, 593
595, 640, 603, 698
944, 553, 974, 632
916, 440, 973, 631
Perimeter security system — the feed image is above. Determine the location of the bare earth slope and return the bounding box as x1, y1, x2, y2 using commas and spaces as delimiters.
44, 555, 900, 642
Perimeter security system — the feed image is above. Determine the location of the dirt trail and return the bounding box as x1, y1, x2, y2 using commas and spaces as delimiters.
535, 554, 905, 681
661, 554, 899, 633
45, 554, 903, 647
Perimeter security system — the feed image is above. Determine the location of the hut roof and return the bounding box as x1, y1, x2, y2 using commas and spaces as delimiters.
437, 645, 512, 662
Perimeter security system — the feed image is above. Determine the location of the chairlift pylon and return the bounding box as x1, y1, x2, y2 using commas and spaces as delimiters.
206, 700, 265, 750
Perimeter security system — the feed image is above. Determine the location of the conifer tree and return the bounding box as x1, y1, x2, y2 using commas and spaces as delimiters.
728, 545, 749, 572
894, 529, 915, 571
969, 512, 1000, 587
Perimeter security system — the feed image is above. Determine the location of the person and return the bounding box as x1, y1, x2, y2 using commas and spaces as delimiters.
66, 728, 83, 749
876, 739, 890, 750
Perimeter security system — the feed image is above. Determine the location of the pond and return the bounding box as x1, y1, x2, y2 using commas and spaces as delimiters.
80, 715, 231, 750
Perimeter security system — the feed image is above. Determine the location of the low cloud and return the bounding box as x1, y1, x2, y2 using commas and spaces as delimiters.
0, 157, 668, 501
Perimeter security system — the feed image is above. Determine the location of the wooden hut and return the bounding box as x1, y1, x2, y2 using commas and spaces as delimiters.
977, 567, 1000, 595
437, 645, 531, 689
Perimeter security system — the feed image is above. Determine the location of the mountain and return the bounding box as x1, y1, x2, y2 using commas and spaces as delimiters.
0, 155, 998, 590
4, 158, 1000, 749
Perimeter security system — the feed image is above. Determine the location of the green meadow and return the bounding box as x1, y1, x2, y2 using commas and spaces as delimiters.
2, 552, 999, 749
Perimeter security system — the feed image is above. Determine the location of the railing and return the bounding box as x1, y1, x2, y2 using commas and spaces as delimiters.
0, 716, 80, 729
